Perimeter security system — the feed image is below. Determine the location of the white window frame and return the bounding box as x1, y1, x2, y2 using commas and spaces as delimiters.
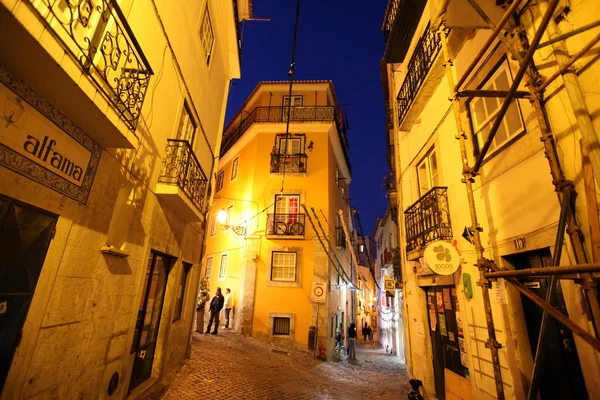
205, 257, 213, 277
276, 134, 304, 155
271, 251, 297, 282
282, 95, 303, 107
218, 254, 227, 280
416, 148, 439, 197
231, 157, 239, 181
176, 100, 196, 144
210, 214, 217, 236
216, 171, 224, 192
226, 205, 233, 226
200, 4, 215, 65
469, 61, 525, 156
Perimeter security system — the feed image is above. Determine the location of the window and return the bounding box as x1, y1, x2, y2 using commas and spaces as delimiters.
231, 158, 239, 180
273, 317, 291, 335
210, 214, 217, 236
469, 62, 525, 155
359, 244, 365, 253
205, 257, 213, 277
271, 251, 297, 281
417, 148, 439, 197
226, 206, 233, 225
200, 4, 215, 65
173, 262, 193, 321
218, 254, 227, 280
341, 186, 346, 200
177, 101, 196, 144
216, 171, 224, 192
282, 95, 303, 107
335, 166, 340, 187
275, 134, 305, 155
275, 194, 300, 226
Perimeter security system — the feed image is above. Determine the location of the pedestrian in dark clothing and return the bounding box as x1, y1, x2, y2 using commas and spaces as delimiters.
366, 325, 373, 341
205, 287, 224, 335
347, 323, 357, 360
362, 324, 367, 341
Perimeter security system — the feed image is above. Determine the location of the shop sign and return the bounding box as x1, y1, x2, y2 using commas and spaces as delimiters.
423, 241, 461, 276
0, 63, 101, 204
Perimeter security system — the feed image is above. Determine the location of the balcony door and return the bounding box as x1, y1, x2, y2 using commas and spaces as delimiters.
129, 251, 175, 392
176, 101, 196, 145
277, 136, 303, 155
417, 148, 439, 197
0, 195, 57, 394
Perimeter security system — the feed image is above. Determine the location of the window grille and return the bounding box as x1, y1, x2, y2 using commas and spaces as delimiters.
273, 317, 291, 335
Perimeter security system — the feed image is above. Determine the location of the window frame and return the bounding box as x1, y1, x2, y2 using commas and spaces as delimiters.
282, 95, 303, 107
210, 214, 217, 236
173, 262, 193, 322
416, 148, 439, 197
200, 4, 215, 65
218, 254, 228, 280
275, 133, 305, 155
205, 257, 213, 277
270, 251, 297, 282
272, 317, 291, 335
176, 100, 197, 145
231, 157, 239, 181
216, 171, 225, 192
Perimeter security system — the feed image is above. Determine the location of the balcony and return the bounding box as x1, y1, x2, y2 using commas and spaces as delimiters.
270, 153, 307, 174
382, 0, 427, 63
0, 0, 152, 148
404, 187, 452, 256
156, 140, 208, 222
266, 213, 306, 238
336, 227, 346, 249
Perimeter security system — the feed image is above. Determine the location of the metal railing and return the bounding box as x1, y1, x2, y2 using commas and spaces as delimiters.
404, 187, 452, 253
396, 24, 441, 126
336, 227, 346, 248
270, 153, 307, 173
222, 106, 345, 154
158, 139, 208, 212
266, 213, 306, 236
382, 0, 400, 40
26, 0, 153, 131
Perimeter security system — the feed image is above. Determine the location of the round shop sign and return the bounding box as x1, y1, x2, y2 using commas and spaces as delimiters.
423, 241, 460, 275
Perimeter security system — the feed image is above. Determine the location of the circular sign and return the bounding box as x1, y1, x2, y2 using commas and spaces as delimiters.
423, 241, 460, 275
314, 286, 324, 297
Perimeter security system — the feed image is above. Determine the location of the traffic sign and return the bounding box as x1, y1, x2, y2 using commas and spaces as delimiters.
311, 281, 327, 303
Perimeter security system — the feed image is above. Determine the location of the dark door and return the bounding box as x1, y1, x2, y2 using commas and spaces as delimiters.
426, 286, 468, 400
508, 249, 588, 400
0, 195, 57, 393
129, 251, 174, 392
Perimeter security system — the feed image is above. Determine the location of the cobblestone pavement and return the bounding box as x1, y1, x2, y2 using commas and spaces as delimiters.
140, 331, 411, 400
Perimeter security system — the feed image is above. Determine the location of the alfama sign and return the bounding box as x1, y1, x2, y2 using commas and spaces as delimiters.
0, 63, 102, 204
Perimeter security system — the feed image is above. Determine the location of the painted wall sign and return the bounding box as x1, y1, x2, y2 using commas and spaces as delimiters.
311, 281, 327, 303
0, 63, 101, 204
423, 241, 461, 276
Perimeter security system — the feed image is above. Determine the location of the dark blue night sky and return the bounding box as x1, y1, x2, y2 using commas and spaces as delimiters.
225, 0, 389, 235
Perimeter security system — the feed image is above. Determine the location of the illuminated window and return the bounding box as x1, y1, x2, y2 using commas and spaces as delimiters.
177, 101, 196, 144
218, 254, 227, 280
173, 262, 192, 322
231, 158, 239, 180
200, 5, 215, 65
359, 244, 365, 253
205, 257, 213, 277
271, 251, 297, 281
469, 61, 525, 155
216, 171, 224, 192
416, 148, 439, 197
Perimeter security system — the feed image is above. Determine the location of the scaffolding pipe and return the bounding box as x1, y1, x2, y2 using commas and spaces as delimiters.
473, 0, 560, 173
537, 19, 600, 49
440, 26, 506, 400
457, 90, 529, 98
527, 186, 571, 400
455, 0, 525, 91
484, 263, 600, 279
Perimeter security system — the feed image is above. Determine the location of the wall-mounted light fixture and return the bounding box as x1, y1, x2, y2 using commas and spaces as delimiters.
307, 141, 314, 152
3, 96, 25, 128
217, 209, 247, 236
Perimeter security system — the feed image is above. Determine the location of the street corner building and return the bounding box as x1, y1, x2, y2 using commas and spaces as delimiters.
0, 0, 251, 398
381, 0, 600, 399
202, 80, 360, 360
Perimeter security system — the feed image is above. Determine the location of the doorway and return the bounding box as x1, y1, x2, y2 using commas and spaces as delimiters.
0, 195, 57, 393
506, 249, 588, 399
128, 251, 175, 392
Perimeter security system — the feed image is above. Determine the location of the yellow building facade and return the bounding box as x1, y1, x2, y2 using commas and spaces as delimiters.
0, 0, 250, 398
383, 0, 600, 398
202, 81, 357, 359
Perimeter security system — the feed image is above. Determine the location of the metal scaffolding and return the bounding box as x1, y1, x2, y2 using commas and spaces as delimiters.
436, 1, 600, 399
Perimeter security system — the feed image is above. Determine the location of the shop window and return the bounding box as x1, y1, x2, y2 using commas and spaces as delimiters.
173, 262, 192, 322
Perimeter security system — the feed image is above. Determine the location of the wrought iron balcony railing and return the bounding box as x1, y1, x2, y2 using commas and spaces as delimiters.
396, 24, 441, 126
266, 213, 306, 236
159, 139, 208, 212
404, 187, 452, 253
336, 227, 346, 248
270, 153, 307, 174
26, 0, 153, 131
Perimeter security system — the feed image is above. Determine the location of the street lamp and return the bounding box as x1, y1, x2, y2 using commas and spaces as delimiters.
217, 208, 247, 236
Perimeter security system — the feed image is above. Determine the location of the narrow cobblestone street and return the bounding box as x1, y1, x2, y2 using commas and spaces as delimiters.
141, 331, 411, 400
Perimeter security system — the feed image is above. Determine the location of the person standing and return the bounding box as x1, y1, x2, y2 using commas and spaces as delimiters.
347, 322, 357, 360
195, 287, 210, 333
223, 288, 233, 329
205, 287, 224, 335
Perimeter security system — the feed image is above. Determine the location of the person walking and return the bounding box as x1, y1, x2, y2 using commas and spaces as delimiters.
366, 324, 373, 341
205, 287, 224, 335
223, 288, 233, 329
362, 323, 368, 341
347, 322, 357, 360
195, 285, 210, 333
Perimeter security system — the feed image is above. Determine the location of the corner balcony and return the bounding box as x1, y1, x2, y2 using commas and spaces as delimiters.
156, 140, 208, 222
266, 213, 306, 239
404, 187, 452, 259
270, 153, 307, 174
0, 0, 153, 148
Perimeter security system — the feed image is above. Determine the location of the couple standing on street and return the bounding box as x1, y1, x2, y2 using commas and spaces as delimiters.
196, 287, 233, 335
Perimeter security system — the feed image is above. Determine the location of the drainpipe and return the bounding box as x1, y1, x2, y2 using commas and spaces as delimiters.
537, 0, 600, 183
